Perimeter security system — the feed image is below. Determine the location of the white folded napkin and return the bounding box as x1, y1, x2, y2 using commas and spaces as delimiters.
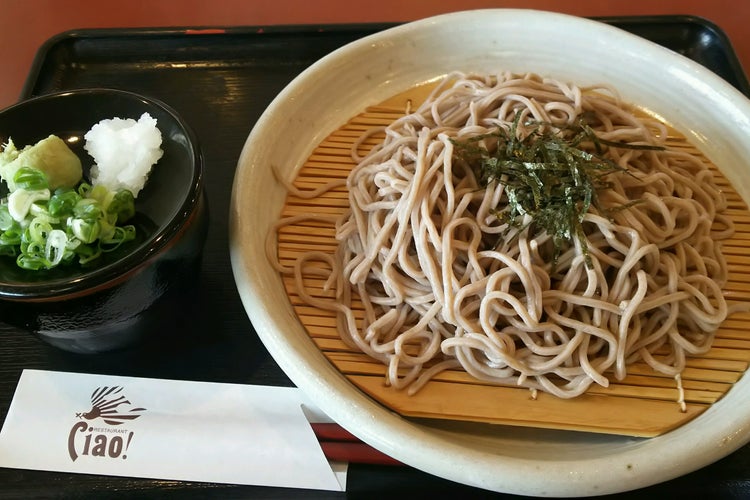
0, 369, 345, 491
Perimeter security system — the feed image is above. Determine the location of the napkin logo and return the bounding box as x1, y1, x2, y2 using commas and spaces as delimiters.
68, 386, 146, 462
75, 386, 146, 425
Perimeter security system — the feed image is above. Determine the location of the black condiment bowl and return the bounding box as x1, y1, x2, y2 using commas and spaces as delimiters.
0, 89, 208, 353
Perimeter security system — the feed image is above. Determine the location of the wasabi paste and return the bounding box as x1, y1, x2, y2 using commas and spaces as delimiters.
0, 135, 82, 191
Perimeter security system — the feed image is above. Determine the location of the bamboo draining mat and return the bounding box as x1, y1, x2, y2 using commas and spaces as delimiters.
276, 85, 750, 437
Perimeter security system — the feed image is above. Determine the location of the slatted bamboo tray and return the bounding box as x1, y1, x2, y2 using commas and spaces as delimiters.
276, 86, 750, 437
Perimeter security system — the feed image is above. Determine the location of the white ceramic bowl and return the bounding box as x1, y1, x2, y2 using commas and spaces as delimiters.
229, 9, 750, 497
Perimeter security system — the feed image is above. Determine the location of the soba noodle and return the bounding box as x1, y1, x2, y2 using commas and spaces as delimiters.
272, 72, 732, 402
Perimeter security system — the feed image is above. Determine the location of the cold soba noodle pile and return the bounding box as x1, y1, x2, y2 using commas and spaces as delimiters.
272, 72, 732, 405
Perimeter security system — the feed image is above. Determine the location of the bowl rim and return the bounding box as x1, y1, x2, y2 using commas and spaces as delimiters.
0, 87, 204, 299
230, 8, 750, 497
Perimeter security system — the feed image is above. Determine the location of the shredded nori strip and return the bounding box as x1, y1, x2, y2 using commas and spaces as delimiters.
451, 114, 662, 268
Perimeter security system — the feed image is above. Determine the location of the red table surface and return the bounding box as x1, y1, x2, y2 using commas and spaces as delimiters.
2, 0, 750, 110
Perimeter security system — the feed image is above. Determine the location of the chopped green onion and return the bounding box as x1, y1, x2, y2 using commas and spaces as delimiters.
73, 198, 104, 221
7, 188, 50, 222
16, 253, 50, 271
13, 166, 48, 191
27, 217, 53, 243
48, 189, 81, 217
0, 205, 14, 231
108, 189, 136, 222
75, 243, 102, 265
101, 225, 136, 252
44, 229, 68, 267
0, 166, 138, 270
70, 217, 101, 244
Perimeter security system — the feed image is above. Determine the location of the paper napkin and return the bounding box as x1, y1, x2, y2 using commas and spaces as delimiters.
0, 370, 345, 491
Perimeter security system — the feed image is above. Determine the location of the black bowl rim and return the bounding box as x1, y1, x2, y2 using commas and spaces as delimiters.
0, 88, 204, 300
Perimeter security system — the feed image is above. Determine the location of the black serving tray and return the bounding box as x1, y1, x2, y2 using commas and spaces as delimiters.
2, 16, 750, 499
